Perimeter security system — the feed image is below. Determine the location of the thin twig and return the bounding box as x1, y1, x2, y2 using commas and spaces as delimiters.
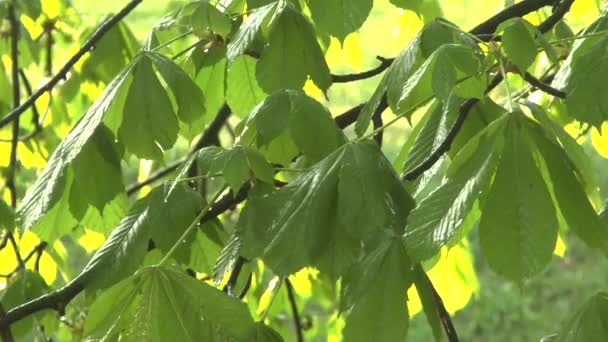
7, 2, 21, 208
0, 0, 143, 130
285, 278, 304, 342
523, 72, 566, 98
371, 95, 387, 146
471, 0, 555, 40
331, 56, 394, 83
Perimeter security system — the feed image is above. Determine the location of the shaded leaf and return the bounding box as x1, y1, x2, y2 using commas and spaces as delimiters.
557, 292, 608, 342
227, 55, 268, 117
226, 2, 278, 61
500, 18, 537, 73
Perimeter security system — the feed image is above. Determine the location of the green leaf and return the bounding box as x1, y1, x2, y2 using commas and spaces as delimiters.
248, 322, 285, 342
479, 116, 557, 281
524, 101, 598, 194
227, 55, 268, 117
118, 56, 179, 161
189, 222, 227, 275
17, 0, 42, 20
193, 46, 227, 118
355, 19, 476, 136
17, 64, 132, 232
0, 199, 15, 231
403, 116, 506, 261
146, 51, 206, 124
341, 236, 412, 342
256, 5, 332, 92
308, 0, 373, 42
226, 2, 278, 61
236, 141, 415, 277
239, 89, 345, 163
77, 184, 200, 290
500, 18, 537, 73
69, 125, 124, 220
197, 145, 274, 192
83, 265, 256, 341
413, 265, 445, 342
552, 13, 608, 128
556, 292, 608, 341
190, 2, 232, 36
149, 184, 202, 264
527, 124, 608, 253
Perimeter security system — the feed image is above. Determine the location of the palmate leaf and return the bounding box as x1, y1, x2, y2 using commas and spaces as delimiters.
18, 51, 204, 235
341, 236, 412, 342
308, 0, 373, 42
479, 117, 558, 281
77, 184, 202, 290
403, 115, 507, 262
556, 292, 608, 342
255, 4, 332, 93
239, 89, 345, 164
83, 265, 264, 342
553, 13, 608, 128
236, 141, 415, 278
355, 19, 482, 136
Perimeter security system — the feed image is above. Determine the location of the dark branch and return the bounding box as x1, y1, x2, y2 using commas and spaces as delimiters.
0, 0, 143, 130
7, 2, 21, 209
285, 278, 304, 342
332, 56, 394, 83
402, 74, 504, 181
223, 256, 246, 296
523, 72, 566, 98
471, 0, 555, 39
0, 303, 14, 342
372, 95, 388, 146
238, 272, 253, 299
334, 103, 365, 129
538, 0, 575, 33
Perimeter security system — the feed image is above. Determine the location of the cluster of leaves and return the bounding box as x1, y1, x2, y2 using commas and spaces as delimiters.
1, 0, 608, 341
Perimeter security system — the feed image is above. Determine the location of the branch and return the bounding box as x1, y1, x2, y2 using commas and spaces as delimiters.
402, 75, 504, 181
334, 103, 365, 129
372, 95, 388, 146
523, 72, 566, 98
223, 256, 246, 296
285, 278, 304, 342
0, 0, 143, 130
331, 56, 394, 83
0, 303, 14, 342
7, 2, 20, 208
538, 0, 575, 34
471, 0, 555, 39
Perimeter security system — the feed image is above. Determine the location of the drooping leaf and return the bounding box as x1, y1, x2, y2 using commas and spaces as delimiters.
190, 1, 232, 37
226, 2, 279, 61
308, 0, 373, 42
118, 56, 180, 160
236, 141, 415, 278
69, 125, 124, 220
239, 89, 345, 163
83, 265, 257, 341
341, 236, 412, 342
556, 292, 608, 342
412, 264, 445, 342
499, 18, 538, 73
193, 46, 227, 119
479, 116, 558, 281
403, 115, 506, 261
227, 55, 268, 117
553, 13, 608, 128
146, 51, 206, 124
527, 123, 608, 253
256, 5, 332, 92
17, 64, 133, 233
